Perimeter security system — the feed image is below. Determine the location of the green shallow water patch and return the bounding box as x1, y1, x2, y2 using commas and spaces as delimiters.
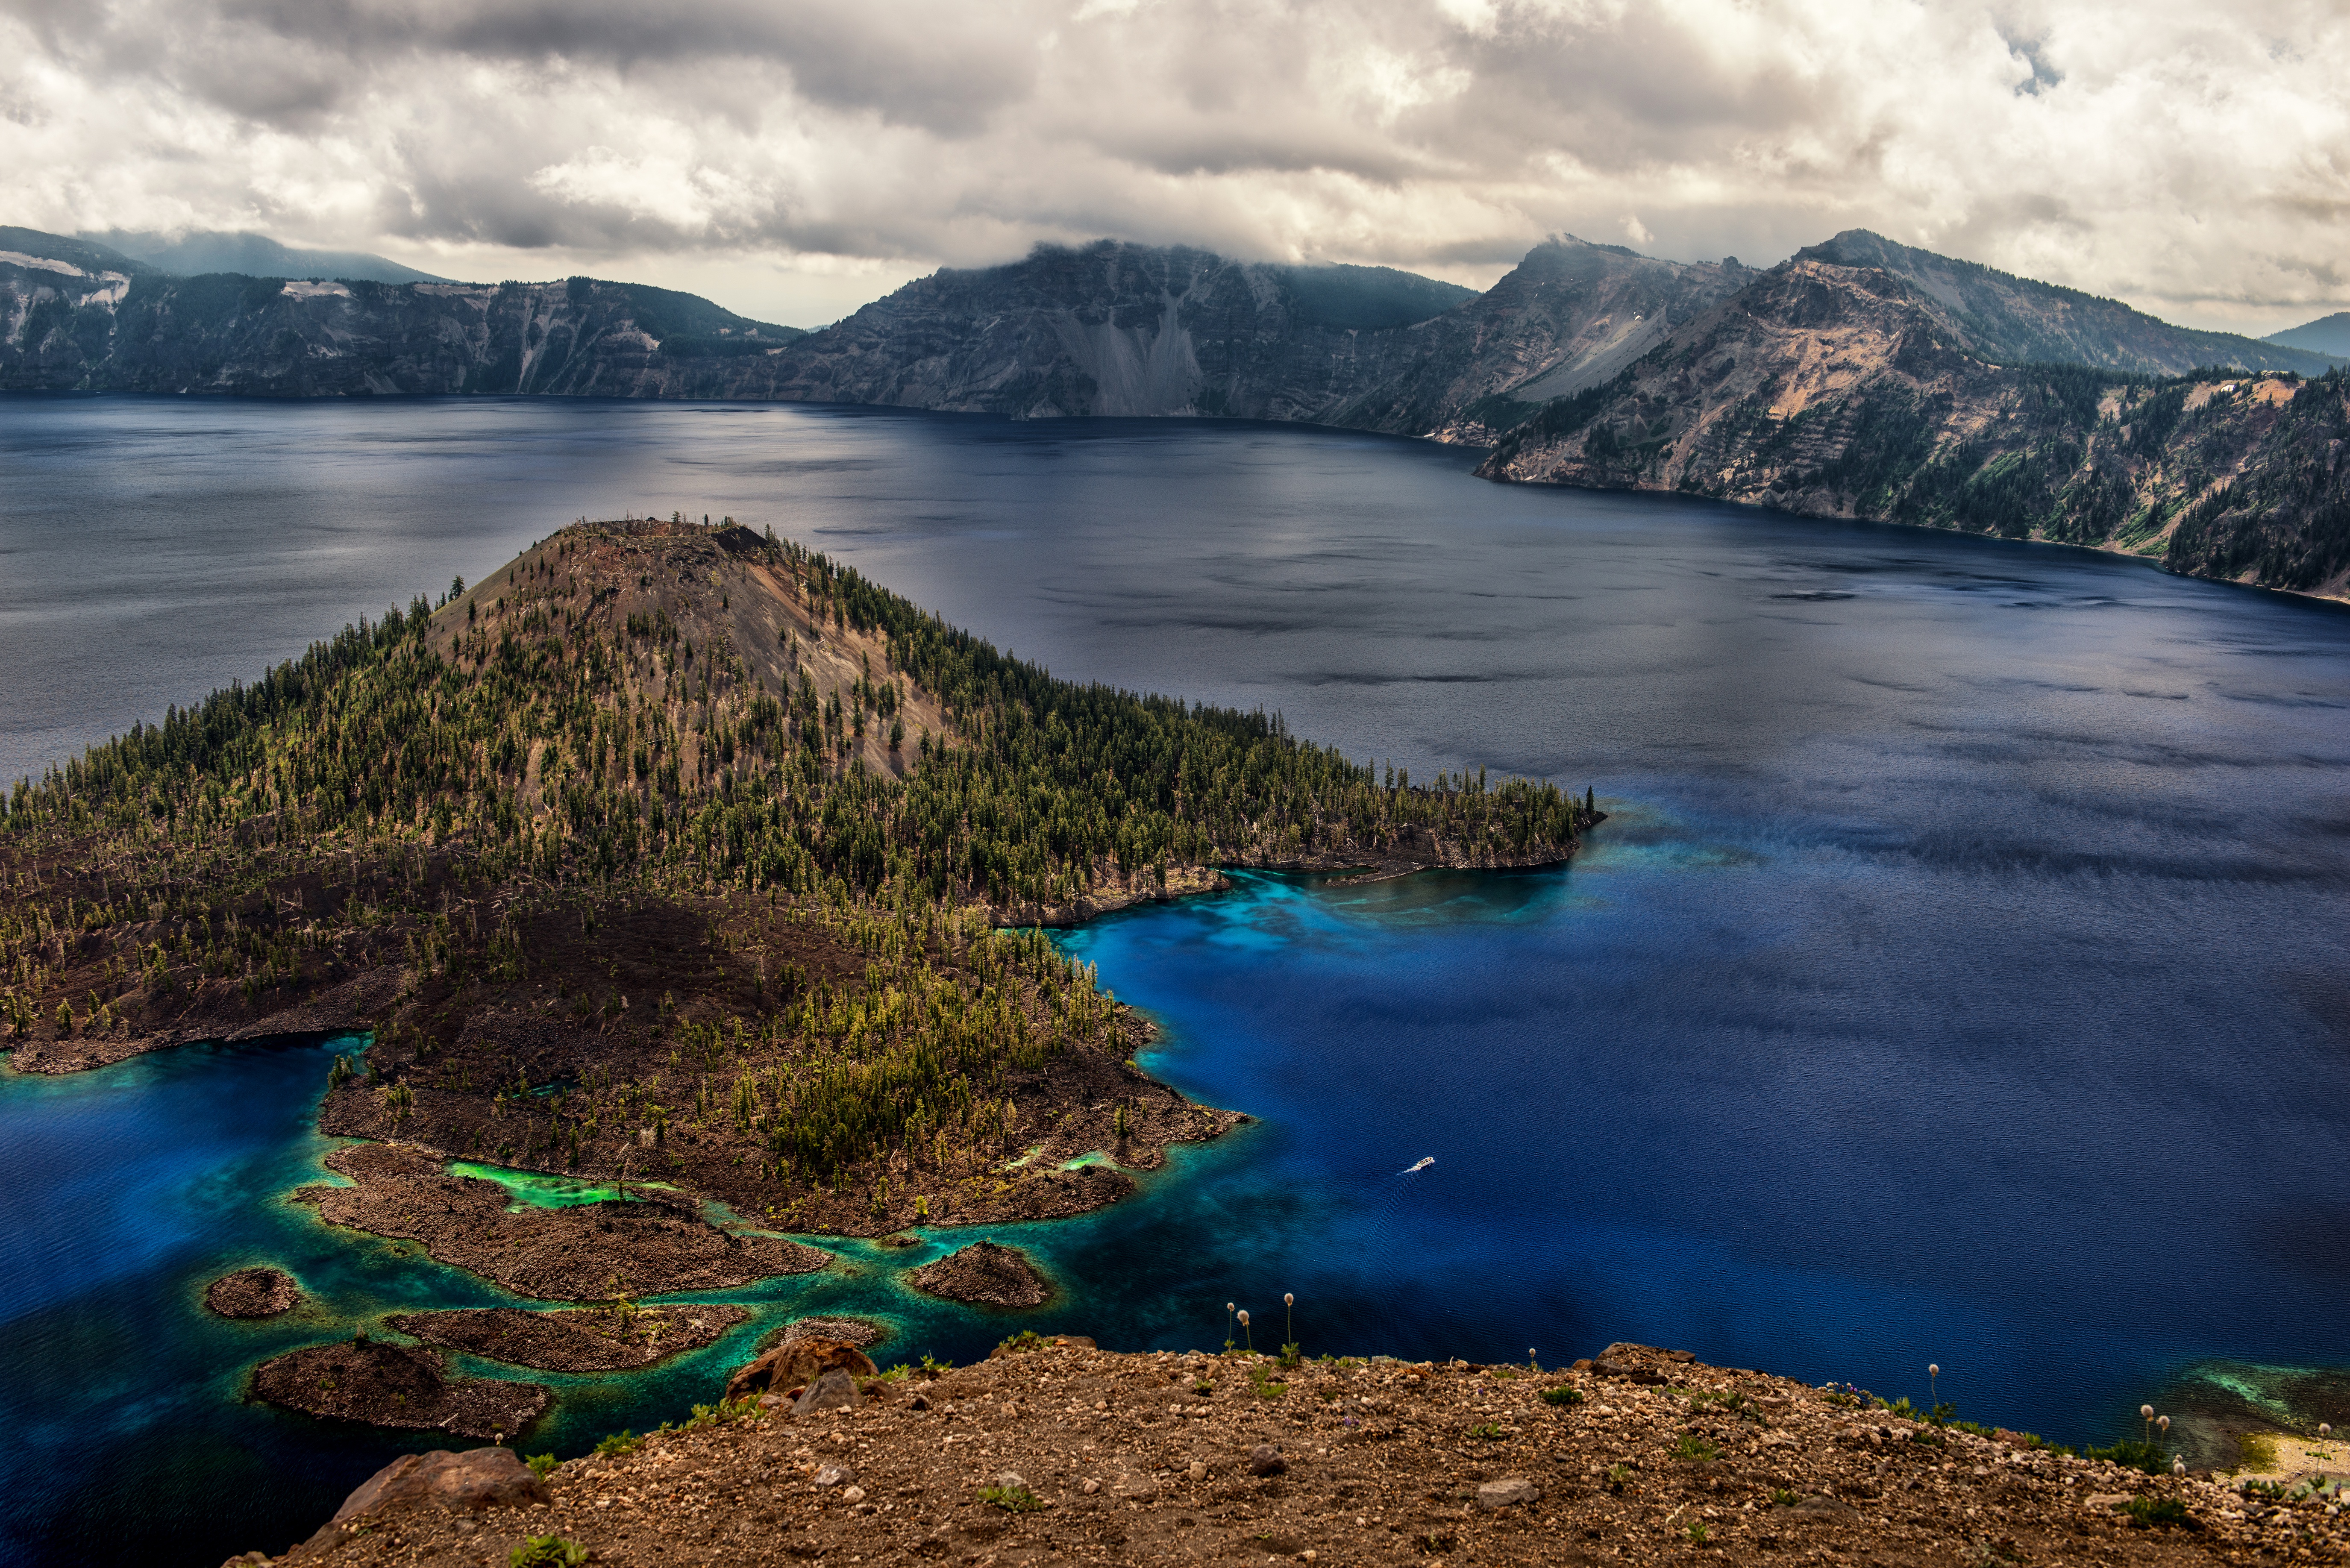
447, 1161, 676, 1210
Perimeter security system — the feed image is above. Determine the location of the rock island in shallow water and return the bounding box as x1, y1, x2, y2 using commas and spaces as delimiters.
252, 1339, 549, 1439
296, 1143, 828, 1299
906, 1240, 1051, 1308
386, 1304, 750, 1372
204, 1266, 301, 1318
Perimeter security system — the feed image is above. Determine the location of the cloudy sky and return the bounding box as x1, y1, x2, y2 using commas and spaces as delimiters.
3, 0, 2344, 332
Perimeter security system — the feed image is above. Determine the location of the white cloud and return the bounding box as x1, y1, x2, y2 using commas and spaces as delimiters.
1, 0, 2343, 331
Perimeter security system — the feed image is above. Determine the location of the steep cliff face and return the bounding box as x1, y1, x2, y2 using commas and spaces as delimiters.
762, 236, 1748, 440
757, 241, 1480, 423
1798, 230, 2340, 377
5, 223, 1751, 440
0, 232, 804, 395
1329, 236, 1752, 440
1478, 259, 2350, 599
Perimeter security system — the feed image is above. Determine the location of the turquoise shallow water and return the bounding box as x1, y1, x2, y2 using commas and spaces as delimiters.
6, 397, 2350, 1564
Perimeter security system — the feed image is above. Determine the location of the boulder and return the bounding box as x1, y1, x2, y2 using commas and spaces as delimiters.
317, 1448, 548, 1536
724, 1336, 878, 1402
1250, 1444, 1287, 1477
1476, 1477, 1540, 1509
793, 1365, 862, 1415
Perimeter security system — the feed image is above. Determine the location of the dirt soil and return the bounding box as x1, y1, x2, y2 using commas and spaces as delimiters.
906, 1241, 1053, 1308
251, 1339, 549, 1442
295, 1142, 829, 1300
206, 1266, 302, 1318
254, 1339, 2295, 1567
387, 1304, 752, 1373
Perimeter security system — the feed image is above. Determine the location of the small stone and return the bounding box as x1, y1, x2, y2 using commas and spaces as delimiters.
1186, 1461, 1209, 1482
839, 1485, 866, 1504
793, 1366, 862, 1416
758, 1394, 784, 1409
996, 1471, 1025, 1492
1476, 1477, 1539, 1510
1080, 1479, 1101, 1495
1250, 1445, 1287, 1477
908, 1393, 929, 1411
814, 1465, 857, 1488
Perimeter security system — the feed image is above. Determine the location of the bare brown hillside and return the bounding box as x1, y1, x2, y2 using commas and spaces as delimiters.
253, 1339, 2294, 1568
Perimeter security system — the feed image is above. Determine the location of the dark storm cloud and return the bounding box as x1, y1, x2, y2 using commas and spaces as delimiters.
3, 0, 2346, 328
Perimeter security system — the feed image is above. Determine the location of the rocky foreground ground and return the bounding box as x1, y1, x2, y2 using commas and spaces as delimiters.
243, 1340, 2336, 1567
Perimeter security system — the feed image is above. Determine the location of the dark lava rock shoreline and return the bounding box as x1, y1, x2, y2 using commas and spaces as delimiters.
207, 1266, 302, 1318
387, 1304, 751, 1373
906, 1240, 1052, 1308
252, 1339, 549, 1440
296, 1142, 829, 1300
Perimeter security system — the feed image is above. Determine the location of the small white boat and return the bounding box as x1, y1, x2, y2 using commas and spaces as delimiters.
1402, 1156, 1435, 1174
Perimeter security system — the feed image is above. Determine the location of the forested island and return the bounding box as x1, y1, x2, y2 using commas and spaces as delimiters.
0, 519, 1597, 1273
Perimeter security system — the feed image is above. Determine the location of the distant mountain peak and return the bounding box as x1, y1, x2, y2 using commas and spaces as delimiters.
2267, 311, 2350, 359
81, 229, 452, 285
1791, 229, 2338, 376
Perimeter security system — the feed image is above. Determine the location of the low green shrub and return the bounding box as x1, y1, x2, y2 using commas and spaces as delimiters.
510, 1537, 588, 1568
2084, 1439, 2172, 1476
1540, 1385, 1583, 1407
980, 1483, 1046, 1512
2119, 1496, 2195, 1530
525, 1453, 558, 1480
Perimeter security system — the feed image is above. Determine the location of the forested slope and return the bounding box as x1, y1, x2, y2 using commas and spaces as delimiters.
0, 520, 1596, 1238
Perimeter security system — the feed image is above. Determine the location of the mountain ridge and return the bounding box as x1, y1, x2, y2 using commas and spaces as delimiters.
1474, 257, 2350, 600
84, 228, 453, 285
2268, 311, 2350, 359
1795, 229, 2339, 378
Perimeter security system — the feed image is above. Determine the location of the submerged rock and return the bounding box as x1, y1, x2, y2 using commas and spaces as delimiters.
905, 1240, 1051, 1308
205, 1267, 301, 1319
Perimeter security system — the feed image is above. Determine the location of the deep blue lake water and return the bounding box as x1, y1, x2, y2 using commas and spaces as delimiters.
4, 396, 2350, 1566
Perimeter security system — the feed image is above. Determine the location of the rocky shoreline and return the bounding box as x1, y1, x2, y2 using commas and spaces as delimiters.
244, 1337, 2324, 1567
251, 1339, 549, 1441
296, 1142, 829, 1300
387, 1304, 752, 1373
